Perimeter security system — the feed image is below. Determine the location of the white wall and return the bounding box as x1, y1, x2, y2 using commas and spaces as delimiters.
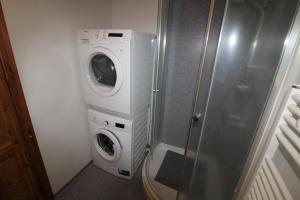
1, 0, 158, 194
1, 0, 111, 193
111, 0, 158, 34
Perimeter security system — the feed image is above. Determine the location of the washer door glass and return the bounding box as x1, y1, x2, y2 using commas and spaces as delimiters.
90, 54, 116, 87
97, 133, 114, 156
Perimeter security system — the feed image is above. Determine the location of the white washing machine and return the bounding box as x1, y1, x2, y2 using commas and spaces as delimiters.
78, 29, 155, 118
88, 109, 147, 179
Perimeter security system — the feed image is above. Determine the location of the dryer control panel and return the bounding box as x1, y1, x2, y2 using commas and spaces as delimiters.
78, 29, 132, 44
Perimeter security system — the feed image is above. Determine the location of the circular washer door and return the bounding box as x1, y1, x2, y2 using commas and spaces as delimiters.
94, 129, 121, 162
86, 47, 123, 97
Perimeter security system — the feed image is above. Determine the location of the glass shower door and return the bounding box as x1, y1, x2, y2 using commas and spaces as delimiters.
179, 0, 299, 199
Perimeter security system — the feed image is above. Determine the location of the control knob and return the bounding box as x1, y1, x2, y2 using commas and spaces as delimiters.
104, 121, 109, 126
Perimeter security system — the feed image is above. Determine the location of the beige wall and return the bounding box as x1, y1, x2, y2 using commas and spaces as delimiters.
112, 0, 158, 34
1, 0, 111, 193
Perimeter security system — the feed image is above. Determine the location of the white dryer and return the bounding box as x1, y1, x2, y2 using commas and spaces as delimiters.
88, 109, 147, 179
78, 29, 155, 118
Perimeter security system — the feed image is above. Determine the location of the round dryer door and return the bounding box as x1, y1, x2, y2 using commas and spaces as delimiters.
87, 48, 123, 97
91, 54, 116, 87
94, 129, 122, 162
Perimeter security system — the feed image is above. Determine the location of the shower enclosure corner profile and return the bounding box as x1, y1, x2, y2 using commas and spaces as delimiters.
149, 0, 169, 155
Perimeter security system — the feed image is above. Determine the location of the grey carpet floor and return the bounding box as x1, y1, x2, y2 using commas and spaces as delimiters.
55, 163, 146, 200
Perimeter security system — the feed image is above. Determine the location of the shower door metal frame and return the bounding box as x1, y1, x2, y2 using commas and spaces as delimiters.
150, 0, 169, 153
177, 0, 228, 199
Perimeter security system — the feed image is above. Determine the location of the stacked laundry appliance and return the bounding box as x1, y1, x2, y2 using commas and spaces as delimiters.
77, 29, 155, 179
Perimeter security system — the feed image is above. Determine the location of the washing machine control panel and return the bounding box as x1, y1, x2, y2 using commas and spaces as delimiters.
102, 120, 126, 131
90, 115, 127, 131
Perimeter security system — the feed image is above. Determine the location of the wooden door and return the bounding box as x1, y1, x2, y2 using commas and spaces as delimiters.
0, 2, 53, 200
0, 63, 35, 199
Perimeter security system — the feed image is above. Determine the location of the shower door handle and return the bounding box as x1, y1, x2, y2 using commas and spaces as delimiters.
192, 113, 202, 122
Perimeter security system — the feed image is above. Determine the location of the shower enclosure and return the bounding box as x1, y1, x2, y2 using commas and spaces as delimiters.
142, 0, 299, 200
